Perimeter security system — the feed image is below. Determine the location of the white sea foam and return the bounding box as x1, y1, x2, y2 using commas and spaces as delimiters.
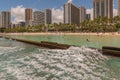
0, 46, 24, 55
1, 46, 118, 80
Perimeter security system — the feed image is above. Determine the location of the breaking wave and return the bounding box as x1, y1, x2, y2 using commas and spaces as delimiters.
0, 46, 119, 80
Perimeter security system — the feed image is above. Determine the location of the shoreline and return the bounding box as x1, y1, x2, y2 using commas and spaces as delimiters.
0, 32, 120, 36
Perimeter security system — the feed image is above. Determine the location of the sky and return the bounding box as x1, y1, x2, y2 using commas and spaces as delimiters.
0, 0, 118, 23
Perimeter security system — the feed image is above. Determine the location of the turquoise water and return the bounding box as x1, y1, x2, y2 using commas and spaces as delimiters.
0, 35, 120, 80
10, 35, 120, 49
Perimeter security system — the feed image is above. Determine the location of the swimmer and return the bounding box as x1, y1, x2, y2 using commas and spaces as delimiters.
86, 39, 90, 42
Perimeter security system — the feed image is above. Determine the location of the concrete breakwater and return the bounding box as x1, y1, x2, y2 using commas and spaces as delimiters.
102, 46, 120, 57
2, 36, 70, 49
1, 35, 120, 57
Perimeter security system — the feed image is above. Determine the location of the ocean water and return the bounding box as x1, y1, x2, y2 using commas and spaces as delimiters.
0, 35, 120, 80
10, 35, 120, 49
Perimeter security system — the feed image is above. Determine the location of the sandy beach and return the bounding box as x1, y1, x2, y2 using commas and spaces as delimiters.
0, 32, 120, 36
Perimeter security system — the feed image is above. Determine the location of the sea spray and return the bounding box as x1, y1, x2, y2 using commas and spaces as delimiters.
0, 46, 118, 80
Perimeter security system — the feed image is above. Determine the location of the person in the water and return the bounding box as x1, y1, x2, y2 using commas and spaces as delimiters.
86, 39, 90, 42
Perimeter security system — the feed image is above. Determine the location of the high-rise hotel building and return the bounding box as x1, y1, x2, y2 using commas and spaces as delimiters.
93, 0, 113, 19
1, 11, 11, 28
64, 2, 80, 26
25, 8, 33, 26
34, 11, 45, 25
44, 9, 52, 25
118, 0, 120, 16
0, 13, 2, 28
33, 9, 52, 26
79, 6, 86, 23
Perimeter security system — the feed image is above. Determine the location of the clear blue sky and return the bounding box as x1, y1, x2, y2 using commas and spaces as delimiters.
0, 0, 118, 12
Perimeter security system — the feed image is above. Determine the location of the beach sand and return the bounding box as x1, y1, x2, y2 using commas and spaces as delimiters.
0, 32, 120, 36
